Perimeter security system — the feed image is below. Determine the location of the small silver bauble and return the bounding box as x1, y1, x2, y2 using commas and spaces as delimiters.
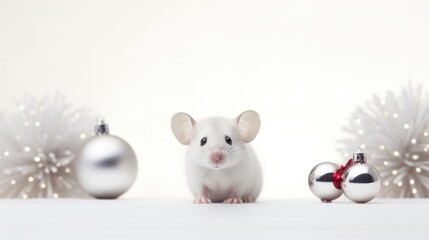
75, 119, 138, 199
342, 151, 381, 203
308, 162, 343, 202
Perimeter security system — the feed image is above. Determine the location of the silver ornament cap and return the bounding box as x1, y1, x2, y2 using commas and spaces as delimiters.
341, 149, 381, 203
75, 118, 138, 199
308, 162, 343, 202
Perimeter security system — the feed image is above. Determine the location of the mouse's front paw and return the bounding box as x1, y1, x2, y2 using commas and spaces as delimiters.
223, 198, 243, 204
194, 197, 212, 204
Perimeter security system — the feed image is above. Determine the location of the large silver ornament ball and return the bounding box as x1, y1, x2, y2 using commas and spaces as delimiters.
308, 162, 342, 202
341, 163, 381, 203
75, 135, 138, 199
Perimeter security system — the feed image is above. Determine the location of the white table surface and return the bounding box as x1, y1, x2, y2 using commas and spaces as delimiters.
1, 199, 428, 240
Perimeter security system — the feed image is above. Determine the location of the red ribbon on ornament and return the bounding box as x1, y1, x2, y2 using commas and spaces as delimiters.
333, 159, 353, 189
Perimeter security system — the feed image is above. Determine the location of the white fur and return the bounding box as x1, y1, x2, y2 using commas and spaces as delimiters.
171, 111, 263, 203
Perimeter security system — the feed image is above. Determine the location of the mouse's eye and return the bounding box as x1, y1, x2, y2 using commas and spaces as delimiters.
200, 137, 207, 146
225, 136, 232, 145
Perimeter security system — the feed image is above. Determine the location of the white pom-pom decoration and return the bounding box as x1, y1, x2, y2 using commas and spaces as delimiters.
0, 93, 93, 198
339, 82, 429, 198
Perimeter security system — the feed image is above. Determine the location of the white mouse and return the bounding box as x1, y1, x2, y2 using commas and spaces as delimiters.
171, 110, 262, 204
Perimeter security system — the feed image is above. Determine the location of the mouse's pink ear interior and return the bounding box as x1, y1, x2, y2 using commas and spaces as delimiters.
171, 112, 195, 145
236, 110, 261, 143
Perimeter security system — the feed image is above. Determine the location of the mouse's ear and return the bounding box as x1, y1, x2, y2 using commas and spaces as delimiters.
171, 112, 196, 145
235, 110, 261, 143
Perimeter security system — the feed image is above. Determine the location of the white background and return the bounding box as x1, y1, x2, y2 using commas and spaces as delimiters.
1, 0, 429, 200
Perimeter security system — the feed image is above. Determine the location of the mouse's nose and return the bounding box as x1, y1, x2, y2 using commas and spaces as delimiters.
211, 150, 223, 164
